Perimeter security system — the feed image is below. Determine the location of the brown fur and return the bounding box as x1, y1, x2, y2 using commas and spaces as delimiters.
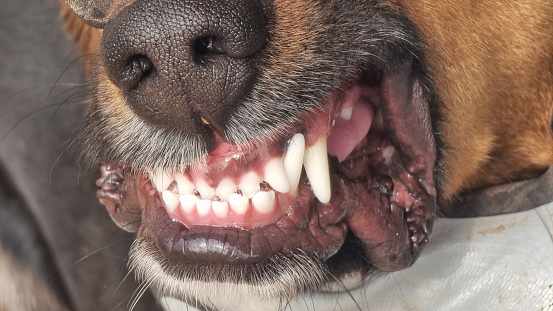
399, 0, 553, 201
60, 0, 553, 208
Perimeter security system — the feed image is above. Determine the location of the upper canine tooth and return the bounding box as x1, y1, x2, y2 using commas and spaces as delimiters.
174, 172, 195, 194
303, 136, 331, 203
151, 169, 174, 191
264, 157, 290, 193
283, 133, 305, 195
239, 171, 261, 198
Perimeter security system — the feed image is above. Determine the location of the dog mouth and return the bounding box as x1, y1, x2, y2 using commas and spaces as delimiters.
97, 61, 437, 284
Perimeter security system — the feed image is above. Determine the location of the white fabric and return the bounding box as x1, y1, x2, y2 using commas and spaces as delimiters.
161, 202, 553, 311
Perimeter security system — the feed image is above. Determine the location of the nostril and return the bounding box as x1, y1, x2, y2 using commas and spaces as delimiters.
194, 37, 216, 56
118, 55, 154, 91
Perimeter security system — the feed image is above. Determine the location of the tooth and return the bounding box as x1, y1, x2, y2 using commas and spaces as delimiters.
303, 137, 331, 203
283, 133, 305, 195
174, 172, 195, 194
228, 193, 249, 215
216, 178, 236, 201
161, 190, 180, 213
239, 171, 261, 198
179, 194, 197, 214
340, 107, 353, 120
252, 191, 275, 214
196, 199, 212, 216
196, 179, 215, 199
151, 168, 174, 191
212, 201, 229, 218
264, 157, 290, 193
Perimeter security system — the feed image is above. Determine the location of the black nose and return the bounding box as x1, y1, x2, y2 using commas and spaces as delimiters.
101, 0, 266, 137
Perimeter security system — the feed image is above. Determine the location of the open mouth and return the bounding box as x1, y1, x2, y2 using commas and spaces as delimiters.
97, 62, 437, 280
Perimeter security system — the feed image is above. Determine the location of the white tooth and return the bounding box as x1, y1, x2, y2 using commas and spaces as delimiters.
196, 179, 215, 199
239, 171, 261, 197
340, 106, 353, 120
179, 194, 197, 214
228, 193, 249, 215
151, 168, 174, 191
216, 178, 236, 201
162, 190, 180, 213
252, 191, 275, 214
264, 157, 290, 193
212, 201, 229, 218
283, 133, 305, 195
196, 199, 212, 216
303, 137, 331, 203
174, 172, 195, 194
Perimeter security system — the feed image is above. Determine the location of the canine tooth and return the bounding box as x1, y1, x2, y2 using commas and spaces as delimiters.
252, 191, 275, 214
264, 157, 290, 193
303, 137, 331, 203
340, 107, 353, 120
179, 194, 197, 213
283, 133, 305, 195
196, 199, 212, 216
151, 169, 174, 191
216, 178, 236, 201
228, 193, 249, 215
196, 179, 215, 199
212, 201, 229, 218
161, 190, 180, 213
174, 172, 195, 194
239, 171, 261, 197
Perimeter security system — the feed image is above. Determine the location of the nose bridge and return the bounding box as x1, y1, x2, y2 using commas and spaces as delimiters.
100, 0, 266, 139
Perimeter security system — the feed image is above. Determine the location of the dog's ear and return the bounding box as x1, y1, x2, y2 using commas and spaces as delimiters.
65, 0, 112, 28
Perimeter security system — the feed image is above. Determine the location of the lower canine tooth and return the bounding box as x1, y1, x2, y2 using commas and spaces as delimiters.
162, 190, 179, 213
252, 191, 275, 214
283, 133, 305, 195
228, 193, 249, 215
303, 137, 331, 203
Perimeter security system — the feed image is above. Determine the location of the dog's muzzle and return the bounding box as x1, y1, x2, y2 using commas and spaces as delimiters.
68, 0, 439, 304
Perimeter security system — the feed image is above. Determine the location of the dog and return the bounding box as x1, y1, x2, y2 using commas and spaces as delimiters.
58, 0, 553, 310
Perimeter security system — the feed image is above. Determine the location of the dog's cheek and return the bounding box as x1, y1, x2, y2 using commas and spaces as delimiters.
400, 1, 553, 198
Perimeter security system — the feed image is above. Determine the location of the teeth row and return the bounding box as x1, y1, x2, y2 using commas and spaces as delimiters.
150, 133, 332, 207
161, 189, 276, 217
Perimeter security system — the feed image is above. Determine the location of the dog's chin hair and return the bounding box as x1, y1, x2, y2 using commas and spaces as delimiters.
128, 238, 334, 304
